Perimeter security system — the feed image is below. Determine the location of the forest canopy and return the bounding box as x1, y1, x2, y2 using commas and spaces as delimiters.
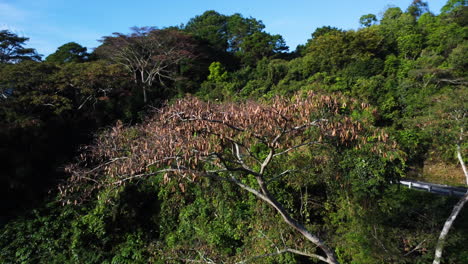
0, 1, 467, 263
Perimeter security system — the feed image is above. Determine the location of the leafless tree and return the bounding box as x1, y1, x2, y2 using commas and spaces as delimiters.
96, 27, 196, 103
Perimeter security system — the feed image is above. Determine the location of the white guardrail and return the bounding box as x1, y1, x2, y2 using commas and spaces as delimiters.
400, 180, 467, 197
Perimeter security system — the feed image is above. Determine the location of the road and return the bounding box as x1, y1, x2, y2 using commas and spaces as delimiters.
400, 179, 467, 197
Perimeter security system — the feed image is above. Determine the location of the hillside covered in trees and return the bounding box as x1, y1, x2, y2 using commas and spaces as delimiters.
0, 1, 467, 263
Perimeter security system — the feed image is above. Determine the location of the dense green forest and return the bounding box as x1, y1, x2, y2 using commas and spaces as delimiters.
1, 0, 467, 263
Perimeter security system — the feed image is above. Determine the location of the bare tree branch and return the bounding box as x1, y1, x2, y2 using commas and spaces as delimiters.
404, 239, 426, 256
96, 28, 196, 103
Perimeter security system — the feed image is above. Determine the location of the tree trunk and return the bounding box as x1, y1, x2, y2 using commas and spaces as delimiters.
433, 192, 468, 264
432, 144, 467, 264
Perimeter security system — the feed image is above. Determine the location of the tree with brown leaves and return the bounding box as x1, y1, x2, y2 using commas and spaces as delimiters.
61, 91, 400, 264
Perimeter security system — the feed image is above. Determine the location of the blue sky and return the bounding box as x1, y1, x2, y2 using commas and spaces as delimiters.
1, 0, 448, 57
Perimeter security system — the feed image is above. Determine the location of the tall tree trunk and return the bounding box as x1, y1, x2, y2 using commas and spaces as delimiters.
433, 192, 468, 264
433, 144, 468, 264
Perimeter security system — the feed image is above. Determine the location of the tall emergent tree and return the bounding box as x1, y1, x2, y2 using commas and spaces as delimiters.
359, 14, 377, 27
407, 0, 430, 18
45, 42, 90, 64
185, 11, 288, 66
61, 91, 401, 263
95, 27, 196, 103
0, 30, 41, 64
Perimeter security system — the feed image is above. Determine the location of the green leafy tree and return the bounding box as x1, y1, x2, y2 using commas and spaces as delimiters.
237, 31, 288, 65
304, 27, 385, 76
207, 61, 228, 82
407, 0, 430, 19
441, 0, 467, 12
310, 26, 343, 39
440, 0, 467, 26
381, 7, 404, 23
185, 10, 230, 52
447, 42, 468, 75
379, 7, 420, 54
225, 13, 266, 52
185, 11, 287, 66
45, 42, 90, 64
359, 14, 377, 27
0, 30, 41, 64
397, 33, 423, 59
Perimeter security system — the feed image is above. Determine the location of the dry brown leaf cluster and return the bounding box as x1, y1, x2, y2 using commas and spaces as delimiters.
60, 91, 396, 204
